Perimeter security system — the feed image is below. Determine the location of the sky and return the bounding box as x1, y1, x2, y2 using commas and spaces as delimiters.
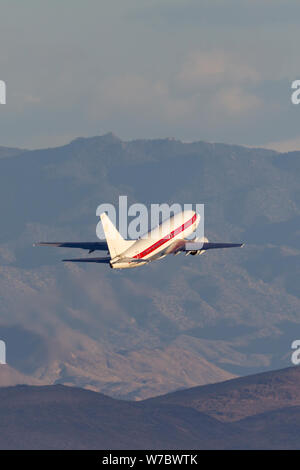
0, 0, 300, 150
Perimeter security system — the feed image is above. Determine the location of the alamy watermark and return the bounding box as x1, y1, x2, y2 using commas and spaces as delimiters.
96, 196, 204, 240
291, 340, 300, 365
291, 80, 300, 104
0, 80, 6, 104
0, 340, 6, 364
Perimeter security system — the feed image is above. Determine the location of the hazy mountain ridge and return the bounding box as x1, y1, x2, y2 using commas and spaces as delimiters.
0, 133, 299, 398
0, 146, 26, 159
0, 366, 299, 449
148, 365, 300, 422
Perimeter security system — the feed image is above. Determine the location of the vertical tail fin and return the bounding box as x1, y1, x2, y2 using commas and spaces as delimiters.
100, 213, 132, 258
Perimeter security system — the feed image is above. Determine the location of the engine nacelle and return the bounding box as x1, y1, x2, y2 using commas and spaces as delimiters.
188, 236, 209, 256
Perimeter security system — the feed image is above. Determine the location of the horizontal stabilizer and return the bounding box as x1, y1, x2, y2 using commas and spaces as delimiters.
62, 257, 111, 263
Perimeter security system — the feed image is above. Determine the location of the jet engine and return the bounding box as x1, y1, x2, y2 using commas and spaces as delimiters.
188, 236, 209, 255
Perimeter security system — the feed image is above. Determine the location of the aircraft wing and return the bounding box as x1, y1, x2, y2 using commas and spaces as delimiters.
183, 241, 244, 251
62, 257, 111, 263
62, 256, 149, 265
116, 257, 150, 264
34, 241, 108, 253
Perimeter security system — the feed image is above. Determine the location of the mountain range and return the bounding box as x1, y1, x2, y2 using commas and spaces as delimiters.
0, 133, 299, 399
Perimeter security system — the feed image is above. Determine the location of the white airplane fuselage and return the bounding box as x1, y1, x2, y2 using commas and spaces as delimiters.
110, 210, 199, 269
36, 208, 244, 267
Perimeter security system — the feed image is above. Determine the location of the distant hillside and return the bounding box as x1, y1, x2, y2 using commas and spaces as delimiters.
0, 366, 300, 449
147, 365, 300, 422
0, 383, 237, 450
0, 133, 299, 398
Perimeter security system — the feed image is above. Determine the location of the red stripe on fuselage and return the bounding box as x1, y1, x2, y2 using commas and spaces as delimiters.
133, 214, 196, 259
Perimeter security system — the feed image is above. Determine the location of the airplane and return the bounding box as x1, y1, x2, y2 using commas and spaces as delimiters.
35, 210, 244, 269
